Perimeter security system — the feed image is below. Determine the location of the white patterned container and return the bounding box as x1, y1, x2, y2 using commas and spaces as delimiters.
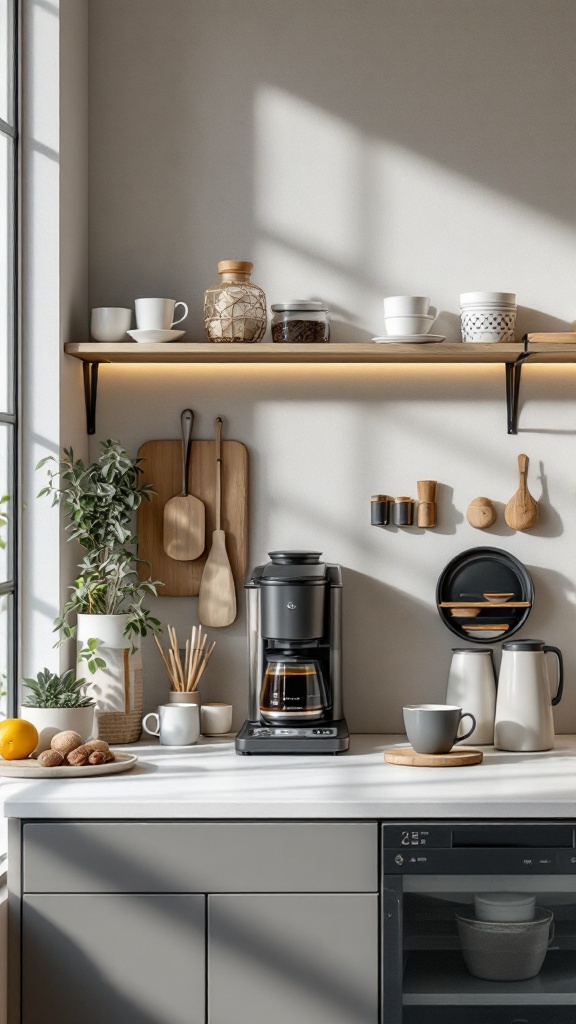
460, 292, 517, 343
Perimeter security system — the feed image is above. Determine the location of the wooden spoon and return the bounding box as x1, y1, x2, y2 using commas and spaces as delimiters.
504, 454, 539, 531
198, 417, 237, 627
163, 409, 206, 560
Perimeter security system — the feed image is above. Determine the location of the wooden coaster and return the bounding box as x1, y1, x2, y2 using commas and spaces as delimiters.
385, 746, 483, 767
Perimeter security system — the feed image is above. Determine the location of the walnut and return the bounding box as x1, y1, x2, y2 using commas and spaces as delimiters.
66, 744, 91, 766
51, 731, 83, 757
88, 750, 106, 765
38, 749, 65, 768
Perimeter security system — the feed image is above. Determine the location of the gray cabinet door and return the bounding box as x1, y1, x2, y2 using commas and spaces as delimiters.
22, 894, 205, 1024
208, 893, 378, 1024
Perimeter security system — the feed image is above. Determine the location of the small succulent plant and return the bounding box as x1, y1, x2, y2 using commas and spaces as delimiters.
22, 668, 94, 709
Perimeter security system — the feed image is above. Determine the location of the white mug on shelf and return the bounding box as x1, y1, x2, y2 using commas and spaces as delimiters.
135, 298, 188, 331
90, 307, 132, 342
142, 703, 200, 746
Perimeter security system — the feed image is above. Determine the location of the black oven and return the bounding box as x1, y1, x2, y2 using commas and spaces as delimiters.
382, 822, 576, 1024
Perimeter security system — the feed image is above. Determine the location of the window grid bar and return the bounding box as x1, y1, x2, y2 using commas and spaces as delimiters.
0, 117, 16, 139
0, 582, 14, 598
0, 413, 16, 425
8, 0, 19, 718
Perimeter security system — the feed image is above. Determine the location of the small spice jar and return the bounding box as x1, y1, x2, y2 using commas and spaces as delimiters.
204, 261, 267, 343
371, 495, 392, 526
271, 301, 330, 344
393, 497, 414, 527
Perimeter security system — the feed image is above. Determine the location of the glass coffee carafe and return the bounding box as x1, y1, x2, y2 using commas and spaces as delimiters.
260, 653, 329, 724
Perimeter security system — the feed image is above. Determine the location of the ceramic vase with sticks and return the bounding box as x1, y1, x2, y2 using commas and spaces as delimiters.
155, 624, 216, 707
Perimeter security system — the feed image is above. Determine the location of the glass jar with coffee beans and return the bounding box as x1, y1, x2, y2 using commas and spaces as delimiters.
271, 301, 330, 344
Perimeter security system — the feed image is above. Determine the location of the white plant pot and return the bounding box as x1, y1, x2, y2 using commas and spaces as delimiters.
76, 613, 131, 649
20, 704, 96, 756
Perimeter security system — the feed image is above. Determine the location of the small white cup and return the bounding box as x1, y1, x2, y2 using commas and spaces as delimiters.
142, 703, 200, 746
135, 298, 188, 331
384, 295, 430, 317
90, 307, 132, 342
200, 702, 233, 736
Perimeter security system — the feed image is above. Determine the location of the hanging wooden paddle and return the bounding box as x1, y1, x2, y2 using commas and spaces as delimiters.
504, 454, 539, 531
163, 409, 206, 560
198, 417, 237, 627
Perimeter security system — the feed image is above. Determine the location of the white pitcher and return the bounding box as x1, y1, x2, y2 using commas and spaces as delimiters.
494, 639, 563, 751
446, 648, 496, 745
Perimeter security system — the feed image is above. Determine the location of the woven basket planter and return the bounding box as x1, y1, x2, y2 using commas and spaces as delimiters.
77, 614, 143, 744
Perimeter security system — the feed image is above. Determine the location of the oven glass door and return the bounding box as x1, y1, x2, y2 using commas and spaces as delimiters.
385, 874, 576, 1024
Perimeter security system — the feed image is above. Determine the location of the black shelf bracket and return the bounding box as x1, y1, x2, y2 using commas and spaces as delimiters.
82, 362, 100, 435
505, 336, 534, 435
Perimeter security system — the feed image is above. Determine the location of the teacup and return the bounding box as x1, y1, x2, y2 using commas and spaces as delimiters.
403, 703, 476, 755
384, 295, 430, 317
135, 297, 189, 331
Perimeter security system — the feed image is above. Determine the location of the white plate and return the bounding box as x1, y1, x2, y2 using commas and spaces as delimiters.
127, 329, 185, 344
372, 334, 446, 344
0, 750, 138, 778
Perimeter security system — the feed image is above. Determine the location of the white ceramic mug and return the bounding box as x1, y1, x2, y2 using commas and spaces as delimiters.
200, 702, 233, 736
142, 703, 200, 746
384, 295, 430, 317
135, 298, 188, 331
90, 307, 132, 342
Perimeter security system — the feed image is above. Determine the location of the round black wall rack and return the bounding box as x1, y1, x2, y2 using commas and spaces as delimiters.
436, 547, 534, 643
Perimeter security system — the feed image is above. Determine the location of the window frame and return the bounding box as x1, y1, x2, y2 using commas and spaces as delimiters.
0, 0, 20, 719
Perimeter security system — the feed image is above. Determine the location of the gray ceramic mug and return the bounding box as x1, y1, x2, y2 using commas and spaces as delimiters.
403, 703, 476, 754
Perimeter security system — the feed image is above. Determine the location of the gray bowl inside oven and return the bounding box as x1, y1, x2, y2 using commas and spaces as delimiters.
455, 908, 554, 981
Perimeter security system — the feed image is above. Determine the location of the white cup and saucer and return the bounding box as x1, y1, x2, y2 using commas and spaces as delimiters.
373, 295, 446, 345
128, 298, 189, 343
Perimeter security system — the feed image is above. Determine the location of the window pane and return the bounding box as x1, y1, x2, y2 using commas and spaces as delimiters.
0, 422, 13, 584
0, 131, 14, 413
0, 590, 11, 720
0, 0, 15, 127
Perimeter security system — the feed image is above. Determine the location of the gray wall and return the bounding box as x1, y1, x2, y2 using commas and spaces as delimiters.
87, 0, 576, 732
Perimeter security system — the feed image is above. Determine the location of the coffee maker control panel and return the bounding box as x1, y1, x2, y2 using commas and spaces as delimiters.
248, 725, 339, 737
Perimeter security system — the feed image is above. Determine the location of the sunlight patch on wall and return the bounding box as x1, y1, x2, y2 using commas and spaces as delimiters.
255, 86, 363, 263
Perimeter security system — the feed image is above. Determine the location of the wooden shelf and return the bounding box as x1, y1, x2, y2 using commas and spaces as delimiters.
64, 341, 576, 365
63, 339, 576, 435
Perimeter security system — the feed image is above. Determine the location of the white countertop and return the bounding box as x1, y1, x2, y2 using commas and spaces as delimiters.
2, 734, 576, 820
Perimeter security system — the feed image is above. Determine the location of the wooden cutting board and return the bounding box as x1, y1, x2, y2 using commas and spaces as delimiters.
384, 746, 483, 767
137, 439, 248, 596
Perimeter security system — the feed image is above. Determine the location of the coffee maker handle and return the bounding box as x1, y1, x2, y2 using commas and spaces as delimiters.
544, 645, 564, 706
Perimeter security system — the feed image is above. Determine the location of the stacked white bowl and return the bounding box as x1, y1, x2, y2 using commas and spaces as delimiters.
383, 295, 436, 337
460, 291, 517, 343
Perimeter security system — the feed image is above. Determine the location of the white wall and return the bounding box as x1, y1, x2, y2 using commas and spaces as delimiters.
87, 0, 576, 733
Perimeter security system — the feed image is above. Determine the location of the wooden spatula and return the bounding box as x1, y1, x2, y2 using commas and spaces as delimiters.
198, 417, 237, 627
504, 454, 539, 531
163, 409, 205, 560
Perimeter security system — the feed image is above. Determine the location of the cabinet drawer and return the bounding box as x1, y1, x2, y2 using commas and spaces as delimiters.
23, 822, 378, 893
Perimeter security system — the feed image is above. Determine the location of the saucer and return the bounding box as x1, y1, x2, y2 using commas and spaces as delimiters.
127, 329, 185, 344
372, 334, 446, 344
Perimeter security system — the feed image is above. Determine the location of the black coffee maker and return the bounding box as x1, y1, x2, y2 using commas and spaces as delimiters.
235, 551, 349, 754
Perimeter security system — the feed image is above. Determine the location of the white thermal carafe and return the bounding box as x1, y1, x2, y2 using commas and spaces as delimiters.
494, 638, 563, 751
446, 648, 496, 744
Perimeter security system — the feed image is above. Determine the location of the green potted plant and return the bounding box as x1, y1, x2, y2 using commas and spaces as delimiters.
38, 440, 162, 743
21, 667, 95, 754
38, 439, 162, 670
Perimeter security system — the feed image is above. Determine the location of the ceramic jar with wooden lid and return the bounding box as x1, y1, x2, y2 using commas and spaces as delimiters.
204, 260, 267, 343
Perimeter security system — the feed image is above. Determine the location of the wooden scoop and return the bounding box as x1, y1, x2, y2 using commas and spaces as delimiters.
163, 409, 205, 560
198, 417, 237, 627
504, 454, 539, 531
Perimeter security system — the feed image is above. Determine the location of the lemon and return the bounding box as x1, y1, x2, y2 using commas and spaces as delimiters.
0, 719, 39, 760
